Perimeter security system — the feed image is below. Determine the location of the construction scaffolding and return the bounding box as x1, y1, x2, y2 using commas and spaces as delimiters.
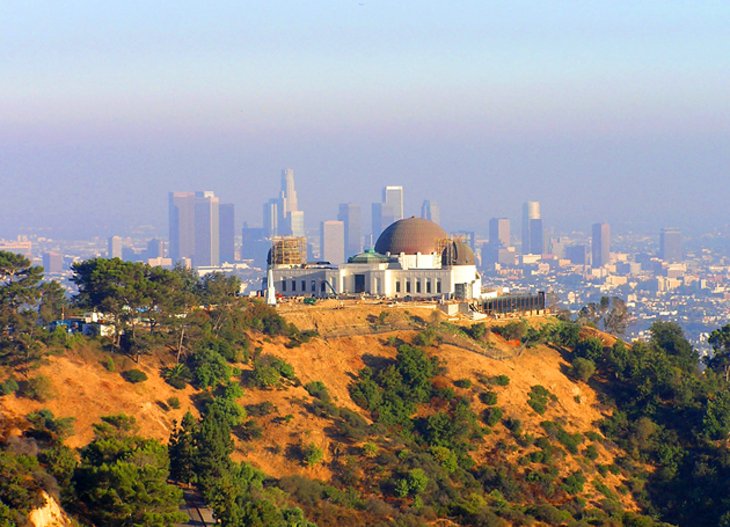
268, 237, 306, 266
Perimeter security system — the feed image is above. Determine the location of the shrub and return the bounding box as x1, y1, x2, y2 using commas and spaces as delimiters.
101, 356, 116, 372
250, 354, 297, 389
19, 376, 56, 401
490, 374, 510, 386
527, 385, 556, 415
121, 369, 148, 383
304, 381, 330, 402
571, 357, 597, 382
362, 442, 379, 458
453, 378, 472, 389
167, 396, 181, 410
189, 348, 231, 389
302, 443, 324, 466
393, 468, 429, 498
493, 320, 528, 341
246, 401, 276, 417
482, 407, 503, 427
0, 377, 19, 396
584, 444, 599, 460
479, 390, 498, 405
237, 419, 264, 440
162, 363, 192, 389
562, 470, 586, 494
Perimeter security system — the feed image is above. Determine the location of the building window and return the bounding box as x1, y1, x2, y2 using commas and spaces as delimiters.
301, 280, 306, 291
415, 279, 421, 293
292, 280, 297, 292
426, 279, 431, 293
406, 280, 411, 293
436, 279, 441, 293
282, 279, 287, 292
395, 280, 401, 293
311, 280, 316, 293
321, 281, 327, 293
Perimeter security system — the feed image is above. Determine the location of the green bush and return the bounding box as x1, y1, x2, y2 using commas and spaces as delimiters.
562, 470, 586, 494
479, 390, 498, 405
482, 407, 503, 426
101, 356, 116, 372
571, 357, 597, 382
246, 401, 277, 417
304, 380, 330, 401
19, 376, 56, 401
189, 348, 232, 389
250, 354, 297, 389
0, 377, 19, 396
527, 385, 557, 415
167, 396, 181, 410
162, 363, 192, 389
121, 369, 148, 383
302, 443, 324, 466
393, 468, 429, 498
453, 378, 472, 389
490, 374, 510, 386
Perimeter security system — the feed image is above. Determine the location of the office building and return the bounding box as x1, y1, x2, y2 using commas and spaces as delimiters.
489, 218, 510, 248
660, 228, 682, 262
169, 192, 196, 262
383, 186, 404, 221
338, 203, 362, 258
421, 200, 440, 226
521, 201, 541, 254
263, 199, 278, 237
321, 220, 345, 264
566, 244, 588, 265
371, 202, 397, 239
529, 218, 544, 255
592, 223, 611, 267
276, 168, 304, 236
108, 236, 123, 259
145, 239, 165, 259
242, 224, 270, 268
219, 203, 235, 263
169, 190, 222, 267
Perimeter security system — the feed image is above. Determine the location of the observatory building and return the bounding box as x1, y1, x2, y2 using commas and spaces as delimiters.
266, 217, 482, 300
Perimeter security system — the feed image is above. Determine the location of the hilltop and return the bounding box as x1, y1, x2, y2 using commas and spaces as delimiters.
1, 254, 729, 527
2, 300, 658, 526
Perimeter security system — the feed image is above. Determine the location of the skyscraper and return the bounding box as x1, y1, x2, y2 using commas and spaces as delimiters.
521, 201, 541, 254
591, 222, 611, 267
320, 220, 345, 264
529, 218, 544, 255
660, 228, 682, 262
489, 217, 510, 248
108, 235, 123, 259
421, 200, 440, 225
219, 203, 235, 263
42, 251, 64, 273
371, 202, 397, 239
169, 192, 196, 262
383, 185, 404, 220
263, 198, 278, 237
169, 191, 222, 267
280, 168, 298, 217
338, 203, 362, 257
194, 191, 220, 267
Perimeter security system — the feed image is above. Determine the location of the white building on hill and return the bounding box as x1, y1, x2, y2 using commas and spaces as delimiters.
266, 217, 482, 300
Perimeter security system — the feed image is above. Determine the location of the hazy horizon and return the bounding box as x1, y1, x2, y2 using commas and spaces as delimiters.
2, 2, 729, 239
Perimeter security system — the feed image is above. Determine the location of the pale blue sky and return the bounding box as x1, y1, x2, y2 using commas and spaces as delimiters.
2, 1, 729, 237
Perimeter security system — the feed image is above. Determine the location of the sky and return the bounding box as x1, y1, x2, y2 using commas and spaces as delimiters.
2, 1, 729, 239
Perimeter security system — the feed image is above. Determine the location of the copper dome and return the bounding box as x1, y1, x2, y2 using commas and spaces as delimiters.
374, 217, 448, 255
441, 240, 476, 266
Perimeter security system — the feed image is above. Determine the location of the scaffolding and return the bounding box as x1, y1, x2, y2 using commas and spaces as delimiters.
269, 237, 306, 266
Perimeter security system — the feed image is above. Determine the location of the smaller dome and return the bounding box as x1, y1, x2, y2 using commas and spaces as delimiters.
442, 240, 475, 266
348, 249, 389, 264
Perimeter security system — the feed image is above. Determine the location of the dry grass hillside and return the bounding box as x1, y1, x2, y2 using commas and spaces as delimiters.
1, 302, 638, 520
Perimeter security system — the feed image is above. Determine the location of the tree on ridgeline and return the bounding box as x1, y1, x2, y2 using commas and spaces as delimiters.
0, 251, 45, 368
707, 323, 730, 382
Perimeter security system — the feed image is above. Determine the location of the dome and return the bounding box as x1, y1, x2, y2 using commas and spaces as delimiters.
348, 249, 390, 264
375, 217, 448, 255
442, 240, 475, 266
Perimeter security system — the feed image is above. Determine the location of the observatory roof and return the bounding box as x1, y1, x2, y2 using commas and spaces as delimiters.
442, 240, 476, 266
374, 217, 448, 255
348, 249, 390, 264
